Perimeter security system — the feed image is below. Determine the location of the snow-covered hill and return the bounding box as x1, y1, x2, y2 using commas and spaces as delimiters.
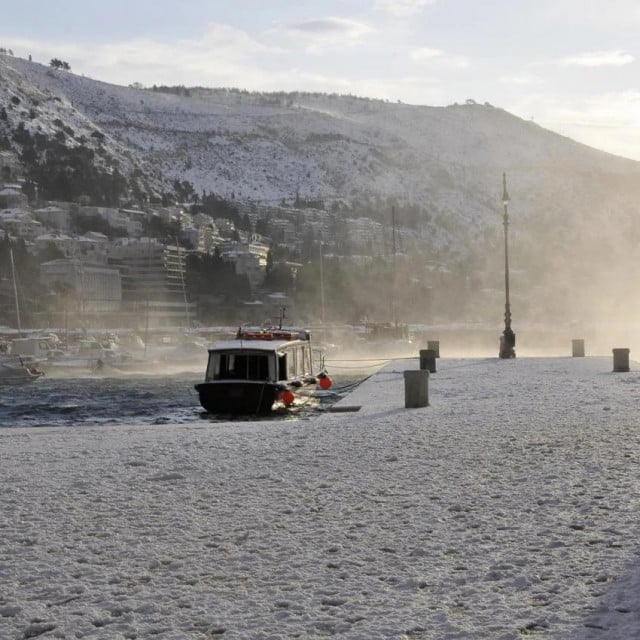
3, 53, 640, 323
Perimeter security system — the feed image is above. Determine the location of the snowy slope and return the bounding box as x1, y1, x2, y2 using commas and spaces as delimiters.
2, 54, 639, 218
3, 52, 640, 322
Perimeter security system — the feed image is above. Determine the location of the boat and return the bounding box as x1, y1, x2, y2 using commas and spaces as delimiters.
0, 355, 44, 385
195, 326, 332, 414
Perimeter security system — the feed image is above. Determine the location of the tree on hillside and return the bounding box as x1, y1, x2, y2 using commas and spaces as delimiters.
141, 215, 182, 244
186, 250, 251, 305
69, 210, 127, 239
36, 241, 66, 264
49, 58, 71, 70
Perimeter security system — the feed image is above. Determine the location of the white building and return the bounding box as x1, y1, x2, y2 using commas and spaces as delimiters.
109, 240, 195, 327
33, 233, 78, 258
218, 240, 269, 289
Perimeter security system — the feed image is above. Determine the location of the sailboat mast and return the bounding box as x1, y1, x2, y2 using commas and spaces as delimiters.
175, 239, 190, 328
9, 247, 22, 332
391, 206, 397, 329
319, 242, 325, 325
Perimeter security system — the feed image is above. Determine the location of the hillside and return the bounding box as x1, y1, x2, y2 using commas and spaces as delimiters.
2, 53, 640, 324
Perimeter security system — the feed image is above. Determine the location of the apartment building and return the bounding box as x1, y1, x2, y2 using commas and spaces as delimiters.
109, 239, 195, 327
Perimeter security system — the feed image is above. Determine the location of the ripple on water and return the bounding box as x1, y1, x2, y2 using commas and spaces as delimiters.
0, 373, 350, 428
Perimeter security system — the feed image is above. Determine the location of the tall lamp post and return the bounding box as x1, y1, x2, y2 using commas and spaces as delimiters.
499, 172, 516, 359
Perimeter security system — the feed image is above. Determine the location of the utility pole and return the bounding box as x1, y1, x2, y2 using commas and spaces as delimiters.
499, 172, 516, 359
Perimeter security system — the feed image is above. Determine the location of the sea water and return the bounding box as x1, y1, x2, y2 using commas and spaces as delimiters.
0, 371, 352, 428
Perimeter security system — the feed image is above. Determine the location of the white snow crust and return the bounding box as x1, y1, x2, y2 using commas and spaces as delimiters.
2, 356, 640, 639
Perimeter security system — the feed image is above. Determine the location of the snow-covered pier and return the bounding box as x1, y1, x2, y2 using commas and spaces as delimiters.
2, 356, 640, 638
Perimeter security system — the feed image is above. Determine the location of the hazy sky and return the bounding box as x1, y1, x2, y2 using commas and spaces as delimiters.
2, 0, 640, 160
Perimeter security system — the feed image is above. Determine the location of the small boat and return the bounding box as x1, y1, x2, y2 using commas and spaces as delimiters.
195, 326, 332, 414
0, 355, 44, 385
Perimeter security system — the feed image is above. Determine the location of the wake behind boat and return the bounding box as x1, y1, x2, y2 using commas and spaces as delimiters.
195, 326, 332, 415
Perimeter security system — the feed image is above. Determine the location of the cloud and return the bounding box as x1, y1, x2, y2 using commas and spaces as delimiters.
541, 1, 640, 28
0, 24, 284, 87
499, 74, 543, 86
561, 50, 635, 67
194, 23, 281, 58
279, 17, 373, 52
410, 47, 469, 69
410, 47, 444, 61
375, 0, 437, 17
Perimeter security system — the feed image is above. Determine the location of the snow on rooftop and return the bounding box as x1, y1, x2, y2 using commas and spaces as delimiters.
1, 356, 640, 638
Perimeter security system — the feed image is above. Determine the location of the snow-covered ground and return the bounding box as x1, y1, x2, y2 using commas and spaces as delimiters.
2, 356, 640, 639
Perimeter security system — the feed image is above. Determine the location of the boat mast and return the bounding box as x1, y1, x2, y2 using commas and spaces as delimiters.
391, 206, 398, 329
319, 241, 325, 325
9, 247, 22, 332
175, 238, 191, 329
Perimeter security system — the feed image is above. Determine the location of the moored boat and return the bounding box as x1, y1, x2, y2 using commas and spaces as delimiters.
195, 326, 331, 415
0, 355, 44, 385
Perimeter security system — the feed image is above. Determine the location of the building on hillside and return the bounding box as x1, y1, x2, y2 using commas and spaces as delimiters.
189, 214, 222, 253
200, 224, 223, 254
218, 240, 269, 290
40, 259, 122, 313
267, 218, 297, 244
345, 217, 385, 252
77, 232, 110, 263
33, 233, 77, 257
109, 240, 195, 328
0, 186, 28, 209
78, 205, 143, 236
214, 218, 236, 237
33, 205, 71, 231
157, 206, 184, 224
0, 151, 22, 184
0, 210, 42, 240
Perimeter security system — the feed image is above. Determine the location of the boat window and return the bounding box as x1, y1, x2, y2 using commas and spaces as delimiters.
297, 347, 305, 376
287, 350, 297, 379
278, 354, 287, 380
216, 353, 270, 380
206, 353, 220, 379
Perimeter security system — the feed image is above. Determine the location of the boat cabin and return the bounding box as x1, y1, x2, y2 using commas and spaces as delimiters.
195, 327, 320, 414
206, 333, 314, 384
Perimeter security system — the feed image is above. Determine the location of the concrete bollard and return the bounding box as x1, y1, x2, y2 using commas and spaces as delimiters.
419, 349, 437, 373
404, 369, 429, 408
613, 348, 630, 372
427, 340, 440, 358
572, 339, 585, 357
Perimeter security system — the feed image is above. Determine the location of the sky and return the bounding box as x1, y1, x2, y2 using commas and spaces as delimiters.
2, 0, 640, 160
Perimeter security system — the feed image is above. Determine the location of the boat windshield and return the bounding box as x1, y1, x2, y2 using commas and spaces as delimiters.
211, 352, 270, 381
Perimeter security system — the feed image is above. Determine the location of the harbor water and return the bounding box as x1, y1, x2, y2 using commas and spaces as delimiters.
0, 370, 358, 428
